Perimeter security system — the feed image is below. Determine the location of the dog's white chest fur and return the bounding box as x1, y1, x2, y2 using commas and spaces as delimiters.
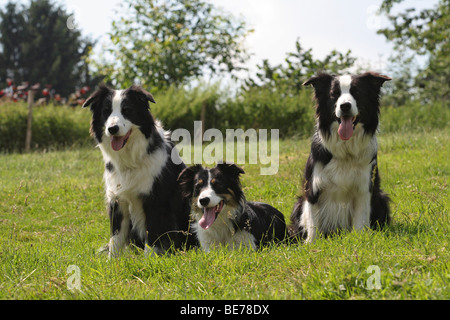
192, 205, 256, 252
301, 124, 377, 241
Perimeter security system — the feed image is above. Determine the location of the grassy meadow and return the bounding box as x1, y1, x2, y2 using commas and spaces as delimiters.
0, 123, 448, 299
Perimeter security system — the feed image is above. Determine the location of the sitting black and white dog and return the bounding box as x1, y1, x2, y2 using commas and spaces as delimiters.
289, 72, 391, 243
83, 84, 197, 256
178, 163, 287, 251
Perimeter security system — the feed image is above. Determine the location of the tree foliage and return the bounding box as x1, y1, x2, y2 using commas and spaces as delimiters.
378, 0, 449, 103
0, 0, 94, 97
245, 39, 356, 93
96, 0, 252, 90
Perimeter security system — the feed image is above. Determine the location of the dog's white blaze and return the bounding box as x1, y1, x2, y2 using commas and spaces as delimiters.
197, 171, 222, 208
336, 75, 358, 118
112, 90, 123, 112
105, 90, 131, 137
339, 75, 352, 91
107, 90, 123, 128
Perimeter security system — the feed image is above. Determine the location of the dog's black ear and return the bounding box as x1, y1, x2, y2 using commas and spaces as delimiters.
358, 72, 391, 88
126, 85, 156, 105
82, 83, 111, 109
303, 73, 334, 88
216, 163, 245, 177
177, 164, 203, 198
303, 73, 335, 99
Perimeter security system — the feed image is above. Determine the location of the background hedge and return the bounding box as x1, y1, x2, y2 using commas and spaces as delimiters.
0, 86, 448, 152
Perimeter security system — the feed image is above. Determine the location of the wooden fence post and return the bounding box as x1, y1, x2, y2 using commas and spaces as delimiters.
25, 89, 34, 152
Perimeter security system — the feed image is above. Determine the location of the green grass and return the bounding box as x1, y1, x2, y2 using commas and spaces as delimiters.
0, 129, 448, 300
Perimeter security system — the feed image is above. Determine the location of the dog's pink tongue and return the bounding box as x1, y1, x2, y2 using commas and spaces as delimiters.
199, 207, 217, 230
111, 136, 126, 151
338, 117, 354, 140
110, 130, 131, 151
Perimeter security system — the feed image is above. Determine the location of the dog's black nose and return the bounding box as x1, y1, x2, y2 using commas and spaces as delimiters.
199, 197, 210, 207
108, 125, 119, 135
340, 102, 352, 112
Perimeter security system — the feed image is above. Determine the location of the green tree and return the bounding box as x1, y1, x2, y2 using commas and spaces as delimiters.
0, 2, 25, 83
378, 0, 449, 103
0, 0, 94, 97
95, 0, 252, 90
245, 38, 356, 93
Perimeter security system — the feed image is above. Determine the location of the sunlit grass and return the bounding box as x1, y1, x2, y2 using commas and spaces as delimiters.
0, 129, 448, 299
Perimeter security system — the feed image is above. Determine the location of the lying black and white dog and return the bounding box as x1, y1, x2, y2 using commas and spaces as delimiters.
289, 72, 391, 243
83, 84, 197, 256
178, 163, 287, 251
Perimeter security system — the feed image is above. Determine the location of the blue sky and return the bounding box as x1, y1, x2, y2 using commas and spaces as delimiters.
12, 0, 439, 76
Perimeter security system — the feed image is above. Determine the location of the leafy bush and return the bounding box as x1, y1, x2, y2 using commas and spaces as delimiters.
153, 83, 316, 137
151, 83, 222, 133
380, 102, 449, 133
0, 87, 447, 152
0, 103, 91, 152
222, 85, 315, 137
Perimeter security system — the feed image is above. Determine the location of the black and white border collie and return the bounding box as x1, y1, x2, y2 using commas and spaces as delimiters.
83, 84, 197, 257
289, 72, 392, 243
178, 163, 287, 251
